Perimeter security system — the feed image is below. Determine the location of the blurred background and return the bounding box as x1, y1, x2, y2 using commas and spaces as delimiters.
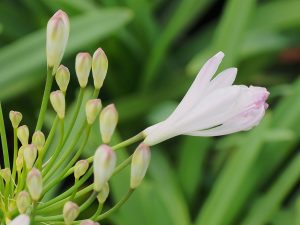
1, 0, 300, 225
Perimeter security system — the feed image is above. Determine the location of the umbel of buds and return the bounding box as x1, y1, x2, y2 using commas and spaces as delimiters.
47, 10, 69, 73
63, 201, 80, 225
50, 90, 65, 119
23, 144, 37, 170
55, 65, 70, 92
100, 104, 118, 144
76, 52, 92, 88
86, 99, 102, 124
32, 131, 45, 151
92, 48, 108, 89
9, 111, 22, 128
93, 145, 116, 191
74, 160, 89, 180
16, 191, 31, 214
17, 125, 29, 146
26, 168, 43, 201
130, 143, 151, 189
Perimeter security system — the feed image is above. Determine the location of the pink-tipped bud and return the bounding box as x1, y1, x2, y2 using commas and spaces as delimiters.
47, 10, 70, 74
16, 191, 31, 214
80, 220, 100, 225
17, 125, 29, 146
100, 104, 118, 144
23, 144, 37, 170
97, 182, 109, 204
9, 111, 22, 129
32, 131, 45, 151
93, 145, 116, 192
8, 214, 30, 225
92, 48, 108, 89
63, 201, 80, 225
130, 143, 151, 189
0, 168, 11, 183
26, 168, 43, 201
56, 65, 70, 92
86, 99, 102, 124
50, 90, 65, 119
75, 52, 92, 88
74, 160, 89, 180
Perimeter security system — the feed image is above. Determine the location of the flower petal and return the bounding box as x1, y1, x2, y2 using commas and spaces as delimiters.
207, 67, 237, 92
9, 214, 30, 225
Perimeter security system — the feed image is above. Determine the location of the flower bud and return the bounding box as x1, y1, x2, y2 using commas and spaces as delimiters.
86, 99, 102, 124
32, 131, 45, 151
76, 52, 92, 88
130, 143, 151, 189
47, 10, 70, 74
50, 90, 65, 119
16, 154, 23, 172
63, 201, 80, 225
97, 182, 109, 204
16, 191, 31, 214
100, 104, 118, 144
9, 111, 22, 129
80, 220, 100, 225
17, 125, 29, 146
26, 168, 43, 201
8, 214, 30, 225
92, 48, 108, 89
74, 160, 89, 180
55, 65, 70, 92
0, 168, 11, 183
93, 145, 116, 192
23, 144, 37, 170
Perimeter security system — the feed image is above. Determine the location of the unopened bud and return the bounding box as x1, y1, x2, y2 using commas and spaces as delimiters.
92, 48, 108, 89
23, 144, 37, 170
80, 220, 100, 225
8, 214, 30, 225
97, 182, 109, 204
9, 111, 22, 129
55, 65, 70, 92
86, 99, 102, 124
26, 168, 42, 201
16, 154, 23, 172
74, 160, 89, 180
0, 168, 11, 183
50, 90, 65, 119
93, 145, 116, 191
32, 131, 45, 151
16, 191, 31, 214
17, 125, 29, 146
130, 143, 151, 189
47, 10, 70, 74
100, 104, 118, 144
76, 52, 92, 88
63, 201, 80, 225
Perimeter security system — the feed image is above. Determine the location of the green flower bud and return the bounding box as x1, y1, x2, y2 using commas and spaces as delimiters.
0, 168, 11, 183
97, 182, 109, 204
9, 111, 22, 128
74, 160, 89, 180
26, 168, 43, 201
93, 145, 116, 192
50, 90, 65, 119
99, 104, 118, 144
130, 143, 151, 189
92, 48, 108, 89
17, 125, 29, 146
63, 201, 80, 225
85, 99, 102, 124
32, 131, 45, 151
16, 191, 31, 214
56, 65, 70, 92
76, 52, 92, 88
23, 144, 37, 170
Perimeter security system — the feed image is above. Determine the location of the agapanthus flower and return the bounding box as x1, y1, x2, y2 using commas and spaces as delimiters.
143, 52, 269, 146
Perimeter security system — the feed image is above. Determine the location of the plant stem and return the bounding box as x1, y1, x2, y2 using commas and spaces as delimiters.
0, 102, 10, 168
35, 67, 54, 131
11, 128, 18, 193
91, 203, 103, 220
79, 191, 97, 212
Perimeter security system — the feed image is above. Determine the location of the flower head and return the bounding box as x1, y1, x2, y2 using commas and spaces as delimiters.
143, 52, 269, 146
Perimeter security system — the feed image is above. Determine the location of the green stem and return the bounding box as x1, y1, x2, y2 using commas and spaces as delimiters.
35, 67, 54, 131
11, 128, 18, 193
97, 189, 135, 220
69, 179, 79, 201
79, 191, 97, 212
42, 119, 65, 178
91, 203, 103, 220
0, 102, 10, 168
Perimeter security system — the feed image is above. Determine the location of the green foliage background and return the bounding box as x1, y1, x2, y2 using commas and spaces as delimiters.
1, 0, 300, 224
